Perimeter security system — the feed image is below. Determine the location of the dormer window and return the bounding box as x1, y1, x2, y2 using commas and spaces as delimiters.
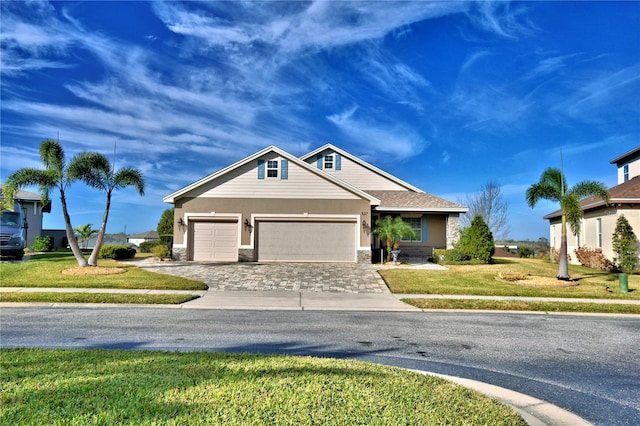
324, 155, 334, 170
267, 160, 278, 178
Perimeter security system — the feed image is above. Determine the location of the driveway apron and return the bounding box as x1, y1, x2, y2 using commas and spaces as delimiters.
138, 262, 390, 293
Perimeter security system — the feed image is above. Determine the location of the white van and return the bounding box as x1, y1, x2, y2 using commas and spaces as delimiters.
0, 201, 25, 260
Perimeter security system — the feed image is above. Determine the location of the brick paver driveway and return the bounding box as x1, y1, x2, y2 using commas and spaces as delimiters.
138, 261, 390, 293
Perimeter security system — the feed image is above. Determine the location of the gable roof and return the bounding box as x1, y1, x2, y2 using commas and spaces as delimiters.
367, 190, 468, 213
301, 144, 424, 193
543, 176, 640, 220
0, 184, 52, 212
163, 145, 380, 204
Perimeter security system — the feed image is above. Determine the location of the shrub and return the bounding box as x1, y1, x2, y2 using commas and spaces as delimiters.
517, 246, 534, 258
434, 249, 447, 264
574, 247, 614, 271
444, 248, 470, 263
612, 215, 638, 273
139, 240, 161, 253
31, 236, 53, 252
152, 244, 171, 260
456, 215, 495, 263
550, 248, 571, 264
99, 244, 136, 260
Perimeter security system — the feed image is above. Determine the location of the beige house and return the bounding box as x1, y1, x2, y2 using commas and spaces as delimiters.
0, 185, 51, 248
163, 144, 467, 263
544, 146, 640, 264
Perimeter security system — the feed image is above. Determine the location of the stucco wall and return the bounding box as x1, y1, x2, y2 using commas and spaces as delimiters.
549, 206, 640, 264
173, 197, 372, 248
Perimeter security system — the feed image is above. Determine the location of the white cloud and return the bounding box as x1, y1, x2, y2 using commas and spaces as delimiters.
327, 108, 428, 160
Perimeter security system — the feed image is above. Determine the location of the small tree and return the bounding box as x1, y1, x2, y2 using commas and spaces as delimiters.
612, 215, 638, 273
157, 208, 174, 246
456, 215, 495, 263
74, 224, 98, 249
373, 216, 417, 262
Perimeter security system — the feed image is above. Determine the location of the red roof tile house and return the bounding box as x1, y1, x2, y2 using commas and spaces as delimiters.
544, 146, 640, 264
163, 144, 467, 263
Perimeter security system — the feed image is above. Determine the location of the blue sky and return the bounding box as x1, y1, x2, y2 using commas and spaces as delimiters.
1, 1, 638, 240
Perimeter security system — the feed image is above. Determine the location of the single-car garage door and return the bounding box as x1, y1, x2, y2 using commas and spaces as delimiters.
258, 221, 355, 262
191, 221, 238, 261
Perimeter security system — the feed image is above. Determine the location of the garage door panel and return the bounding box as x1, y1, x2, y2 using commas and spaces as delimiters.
258, 221, 355, 262
192, 221, 238, 261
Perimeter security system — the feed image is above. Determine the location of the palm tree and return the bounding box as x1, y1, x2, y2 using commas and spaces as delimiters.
74, 224, 99, 249
69, 152, 144, 266
3, 140, 89, 266
373, 216, 417, 262
526, 167, 609, 280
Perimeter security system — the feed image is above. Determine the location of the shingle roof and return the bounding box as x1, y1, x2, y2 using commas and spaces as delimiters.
543, 176, 640, 219
127, 230, 159, 239
0, 184, 51, 212
366, 190, 468, 212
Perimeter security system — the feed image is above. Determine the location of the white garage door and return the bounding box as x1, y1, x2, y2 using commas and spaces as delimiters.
258, 221, 355, 262
191, 221, 238, 262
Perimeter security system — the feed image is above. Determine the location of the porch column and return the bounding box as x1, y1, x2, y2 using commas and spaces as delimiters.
446, 213, 461, 249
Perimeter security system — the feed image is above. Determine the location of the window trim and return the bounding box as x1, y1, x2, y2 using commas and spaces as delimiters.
596, 218, 602, 248
400, 217, 422, 242
323, 154, 334, 170
267, 160, 279, 178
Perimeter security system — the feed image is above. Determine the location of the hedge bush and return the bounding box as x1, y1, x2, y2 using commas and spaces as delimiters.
152, 244, 171, 260
99, 244, 137, 260
574, 247, 614, 271
139, 240, 161, 253
31, 236, 53, 252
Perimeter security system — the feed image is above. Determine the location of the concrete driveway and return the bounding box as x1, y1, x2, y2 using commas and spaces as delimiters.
137, 261, 390, 293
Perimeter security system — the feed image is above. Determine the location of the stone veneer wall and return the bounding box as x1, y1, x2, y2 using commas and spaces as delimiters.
172, 247, 187, 261
238, 248, 254, 262
357, 249, 371, 263
446, 213, 461, 249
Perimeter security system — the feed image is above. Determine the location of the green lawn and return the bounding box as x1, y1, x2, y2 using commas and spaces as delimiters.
402, 298, 640, 314
0, 252, 206, 290
0, 292, 198, 304
0, 349, 525, 425
381, 257, 638, 299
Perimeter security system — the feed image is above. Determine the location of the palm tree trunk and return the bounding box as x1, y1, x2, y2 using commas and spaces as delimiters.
88, 193, 111, 266
60, 189, 87, 267
557, 215, 570, 280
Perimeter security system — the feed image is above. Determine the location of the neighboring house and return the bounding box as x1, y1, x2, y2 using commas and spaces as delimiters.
544, 146, 640, 264
0, 185, 51, 249
163, 144, 467, 263
127, 230, 159, 247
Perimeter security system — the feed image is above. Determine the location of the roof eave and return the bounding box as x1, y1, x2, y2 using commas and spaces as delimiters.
375, 206, 469, 213
301, 143, 425, 193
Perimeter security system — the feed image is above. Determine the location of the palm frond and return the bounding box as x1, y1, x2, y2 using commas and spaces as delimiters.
68, 152, 112, 190
569, 180, 610, 204
562, 193, 583, 236
40, 139, 65, 171
113, 168, 145, 195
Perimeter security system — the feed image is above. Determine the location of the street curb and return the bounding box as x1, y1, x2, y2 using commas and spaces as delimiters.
408, 370, 593, 426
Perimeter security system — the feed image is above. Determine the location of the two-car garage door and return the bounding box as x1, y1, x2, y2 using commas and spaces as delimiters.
191, 221, 238, 262
189, 219, 357, 262
257, 221, 355, 262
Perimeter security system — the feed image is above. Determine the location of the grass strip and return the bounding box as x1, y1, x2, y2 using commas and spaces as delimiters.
0, 292, 198, 304
0, 348, 525, 425
402, 298, 640, 314
381, 258, 638, 300
0, 252, 207, 290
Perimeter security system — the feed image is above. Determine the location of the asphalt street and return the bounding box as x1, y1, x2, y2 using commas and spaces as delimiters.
2, 307, 639, 425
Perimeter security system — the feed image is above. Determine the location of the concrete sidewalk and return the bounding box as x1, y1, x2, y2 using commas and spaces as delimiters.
3, 287, 639, 311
